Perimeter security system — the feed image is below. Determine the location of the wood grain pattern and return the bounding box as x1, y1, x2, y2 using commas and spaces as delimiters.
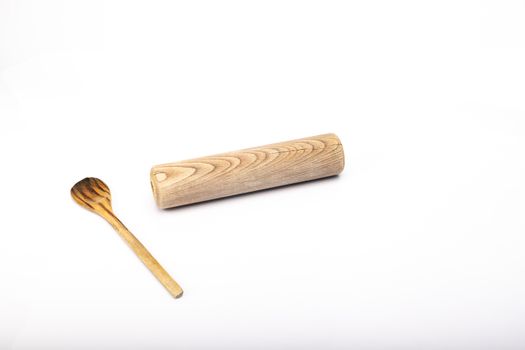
150, 133, 345, 209
71, 178, 183, 298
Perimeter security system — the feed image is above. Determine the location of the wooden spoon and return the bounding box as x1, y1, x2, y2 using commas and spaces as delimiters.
71, 177, 183, 298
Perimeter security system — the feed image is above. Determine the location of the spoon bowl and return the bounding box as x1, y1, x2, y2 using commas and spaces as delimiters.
71, 177, 112, 213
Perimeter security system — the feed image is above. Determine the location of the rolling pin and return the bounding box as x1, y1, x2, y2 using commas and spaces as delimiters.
150, 133, 345, 209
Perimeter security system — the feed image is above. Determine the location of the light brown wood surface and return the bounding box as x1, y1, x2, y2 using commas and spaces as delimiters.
71, 178, 183, 298
150, 133, 345, 209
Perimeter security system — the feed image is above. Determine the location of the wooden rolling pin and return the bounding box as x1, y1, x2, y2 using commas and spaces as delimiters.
150, 133, 345, 209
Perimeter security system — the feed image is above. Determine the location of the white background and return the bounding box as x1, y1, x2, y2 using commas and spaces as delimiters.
1, 1, 525, 349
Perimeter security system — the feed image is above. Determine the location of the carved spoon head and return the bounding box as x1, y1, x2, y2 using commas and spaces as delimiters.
71, 177, 113, 214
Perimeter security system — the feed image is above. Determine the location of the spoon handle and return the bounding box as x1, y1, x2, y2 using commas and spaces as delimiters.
104, 213, 183, 298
